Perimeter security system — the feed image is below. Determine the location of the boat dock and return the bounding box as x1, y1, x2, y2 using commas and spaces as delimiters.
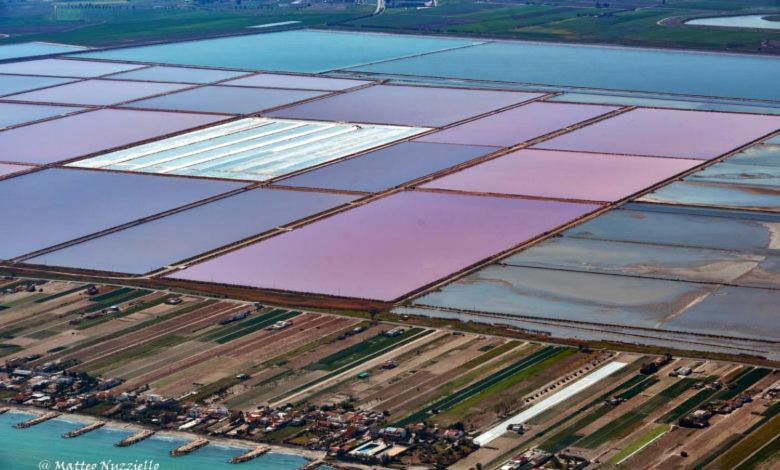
115, 429, 155, 447
170, 438, 210, 456
14, 412, 60, 429
229, 445, 270, 464
63, 421, 105, 438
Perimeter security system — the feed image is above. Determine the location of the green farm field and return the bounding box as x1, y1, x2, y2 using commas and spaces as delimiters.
340, 0, 780, 53
0, 2, 371, 46
1, 0, 778, 53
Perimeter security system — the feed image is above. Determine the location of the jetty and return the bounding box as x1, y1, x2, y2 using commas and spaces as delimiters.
170, 438, 210, 456
63, 421, 105, 438
115, 429, 155, 447
229, 445, 270, 464
14, 412, 60, 429
298, 460, 328, 470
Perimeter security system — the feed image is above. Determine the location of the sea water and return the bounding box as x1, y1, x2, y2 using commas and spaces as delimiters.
0, 410, 309, 469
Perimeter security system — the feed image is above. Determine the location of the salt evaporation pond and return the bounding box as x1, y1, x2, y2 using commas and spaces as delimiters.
0, 42, 85, 61
0, 410, 310, 469
0, 102, 83, 128
79, 30, 481, 73
548, 93, 780, 116
0, 74, 75, 97
0, 58, 143, 77
0, 168, 243, 259
0, 108, 224, 164
420, 149, 701, 202
110, 65, 250, 84
123, 85, 327, 115
6, 79, 191, 106
29, 188, 357, 274
170, 191, 599, 301
534, 108, 780, 160
351, 38, 780, 101
686, 15, 780, 30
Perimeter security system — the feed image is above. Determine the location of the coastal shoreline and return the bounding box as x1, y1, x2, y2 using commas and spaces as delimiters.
4, 404, 326, 462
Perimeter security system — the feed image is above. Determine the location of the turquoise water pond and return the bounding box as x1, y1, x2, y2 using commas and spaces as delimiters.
79, 30, 479, 73
77, 30, 780, 101
352, 40, 780, 101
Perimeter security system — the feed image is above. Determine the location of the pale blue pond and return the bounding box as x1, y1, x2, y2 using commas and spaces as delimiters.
686, 15, 780, 31
639, 181, 780, 212
0, 102, 83, 128
78, 30, 481, 73
0, 42, 85, 61
0, 74, 76, 97
549, 92, 780, 115
108, 65, 250, 84
0, 411, 309, 469
568, 203, 780, 254
501, 236, 776, 288
726, 144, 780, 167
352, 40, 780, 101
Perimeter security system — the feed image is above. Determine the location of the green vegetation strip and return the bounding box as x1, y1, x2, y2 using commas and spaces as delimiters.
712, 414, 780, 470
260, 321, 372, 369
215, 310, 299, 344
0, 325, 27, 339
24, 329, 58, 340
224, 370, 296, 409
665, 367, 769, 426
85, 335, 186, 373
657, 375, 720, 424
74, 288, 152, 318
88, 287, 134, 302
0, 279, 45, 292
275, 328, 431, 404
34, 285, 89, 303
716, 367, 771, 401
735, 434, 780, 470
445, 348, 575, 420
0, 343, 22, 357
577, 378, 697, 449
539, 375, 659, 452
200, 308, 284, 341
458, 340, 522, 371
61, 299, 216, 353
76, 293, 174, 330
396, 346, 564, 426
607, 424, 669, 465
693, 395, 780, 469
307, 328, 425, 371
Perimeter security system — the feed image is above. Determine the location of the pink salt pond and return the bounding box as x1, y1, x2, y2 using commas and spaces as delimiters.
0, 108, 224, 165
417, 102, 618, 147
4, 79, 191, 106
169, 191, 599, 301
534, 108, 780, 159
420, 149, 702, 202
268, 84, 542, 127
